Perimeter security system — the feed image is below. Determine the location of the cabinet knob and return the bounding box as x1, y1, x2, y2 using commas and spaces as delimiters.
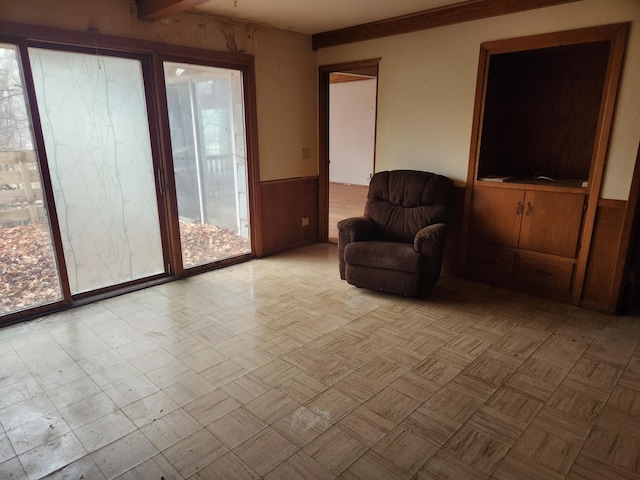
525, 202, 533, 216
516, 201, 524, 215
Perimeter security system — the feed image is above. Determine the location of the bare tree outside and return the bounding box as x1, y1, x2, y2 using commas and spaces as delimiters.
0, 47, 31, 151
0, 45, 62, 315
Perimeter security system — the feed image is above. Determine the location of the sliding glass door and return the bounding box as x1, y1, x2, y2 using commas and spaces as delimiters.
29, 48, 165, 294
164, 62, 251, 269
0, 28, 258, 324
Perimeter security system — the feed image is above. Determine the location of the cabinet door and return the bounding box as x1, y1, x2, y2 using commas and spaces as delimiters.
470, 186, 524, 248
519, 191, 585, 257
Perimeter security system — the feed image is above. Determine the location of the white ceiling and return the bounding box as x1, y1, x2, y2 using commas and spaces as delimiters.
195, 0, 465, 35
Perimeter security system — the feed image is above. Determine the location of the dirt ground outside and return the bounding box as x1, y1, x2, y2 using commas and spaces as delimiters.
0, 222, 249, 315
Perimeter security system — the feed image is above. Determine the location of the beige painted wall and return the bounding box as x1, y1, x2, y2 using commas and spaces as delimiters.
0, 0, 318, 181
317, 0, 640, 200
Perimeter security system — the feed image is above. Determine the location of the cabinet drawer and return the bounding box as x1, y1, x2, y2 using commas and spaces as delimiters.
467, 246, 515, 284
515, 254, 574, 293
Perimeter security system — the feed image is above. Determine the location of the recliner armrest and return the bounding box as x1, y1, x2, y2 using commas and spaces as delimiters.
337, 216, 376, 242
337, 216, 376, 279
414, 223, 447, 257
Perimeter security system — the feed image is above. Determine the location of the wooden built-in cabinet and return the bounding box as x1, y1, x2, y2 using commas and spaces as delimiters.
460, 23, 628, 306
468, 184, 586, 300
470, 186, 585, 256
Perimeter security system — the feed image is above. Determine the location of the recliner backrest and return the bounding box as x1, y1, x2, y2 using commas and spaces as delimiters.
364, 170, 453, 243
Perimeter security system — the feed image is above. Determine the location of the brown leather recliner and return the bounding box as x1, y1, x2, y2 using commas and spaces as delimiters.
338, 170, 454, 297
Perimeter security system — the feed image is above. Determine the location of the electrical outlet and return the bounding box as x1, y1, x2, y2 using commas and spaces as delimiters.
301, 216, 310, 227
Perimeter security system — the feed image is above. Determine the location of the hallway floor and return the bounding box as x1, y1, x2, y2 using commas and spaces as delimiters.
328, 183, 368, 244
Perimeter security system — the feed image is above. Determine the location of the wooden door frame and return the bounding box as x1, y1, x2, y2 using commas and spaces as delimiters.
318, 58, 380, 242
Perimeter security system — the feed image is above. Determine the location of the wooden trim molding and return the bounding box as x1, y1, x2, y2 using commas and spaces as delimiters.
312, 0, 580, 50
318, 59, 382, 75
459, 43, 490, 272
137, 0, 210, 21
330, 73, 375, 84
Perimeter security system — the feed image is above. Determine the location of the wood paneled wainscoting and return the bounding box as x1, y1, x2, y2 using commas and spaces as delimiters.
260, 177, 319, 255
582, 199, 628, 313
441, 185, 466, 276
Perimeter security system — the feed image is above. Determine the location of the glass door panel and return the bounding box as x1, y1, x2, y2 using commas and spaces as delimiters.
164, 62, 250, 269
29, 49, 165, 294
0, 44, 64, 315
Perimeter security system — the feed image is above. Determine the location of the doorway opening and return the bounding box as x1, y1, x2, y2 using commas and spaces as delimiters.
319, 59, 380, 243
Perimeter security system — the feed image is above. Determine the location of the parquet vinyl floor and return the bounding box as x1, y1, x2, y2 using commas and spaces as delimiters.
0, 243, 639, 479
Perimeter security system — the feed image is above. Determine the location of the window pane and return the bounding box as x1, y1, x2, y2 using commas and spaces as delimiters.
29, 49, 164, 294
0, 44, 63, 315
164, 62, 250, 268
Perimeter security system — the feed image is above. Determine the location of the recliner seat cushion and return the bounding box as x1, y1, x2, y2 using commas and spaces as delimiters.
343, 241, 423, 274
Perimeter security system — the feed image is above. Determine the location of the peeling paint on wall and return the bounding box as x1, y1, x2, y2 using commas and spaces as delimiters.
216, 21, 257, 54
218, 23, 239, 53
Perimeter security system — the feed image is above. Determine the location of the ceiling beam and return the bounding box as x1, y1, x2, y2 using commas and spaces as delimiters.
137, 0, 210, 21
312, 0, 581, 50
